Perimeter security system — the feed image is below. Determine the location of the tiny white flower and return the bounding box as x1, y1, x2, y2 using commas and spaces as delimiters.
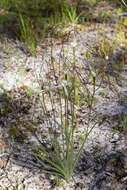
120, 43, 124, 47
105, 56, 109, 60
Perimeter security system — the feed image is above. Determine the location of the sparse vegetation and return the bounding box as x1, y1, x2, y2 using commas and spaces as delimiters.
32, 44, 98, 181
112, 114, 127, 133
0, 0, 127, 189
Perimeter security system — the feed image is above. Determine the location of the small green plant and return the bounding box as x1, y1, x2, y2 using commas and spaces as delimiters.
62, 6, 79, 24
119, 115, 127, 131
114, 29, 127, 47
18, 14, 36, 55
83, 35, 126, 93
0, 88, 12, 116
32, 44, 97, 182
113, 114, 127, 132
84, 38, 115, 60
96, 39, 115, 59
